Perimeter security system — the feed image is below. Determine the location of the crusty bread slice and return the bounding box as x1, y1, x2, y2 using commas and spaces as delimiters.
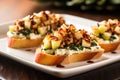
34, 48, 104, 65
99, 41, 120, 52
8, 37, 43, 48
34, 48, 66, 65
61, 49, 104, 65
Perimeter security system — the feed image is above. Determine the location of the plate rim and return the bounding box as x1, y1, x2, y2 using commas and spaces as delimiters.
0, 14, 119, 78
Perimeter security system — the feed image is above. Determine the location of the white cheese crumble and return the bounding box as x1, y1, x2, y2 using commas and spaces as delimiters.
29, 33, 41, 39
7, 32, 26, 39
97, 35, 120, 44
7, 32, 41, 39
42, 45, 103, 56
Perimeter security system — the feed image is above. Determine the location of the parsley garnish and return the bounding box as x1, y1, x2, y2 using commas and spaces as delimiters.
91, 42, 97, 46
109, 35, 116, 41
69, 44, 78, 51
78, 46, 83, 50
22, 29, 31, 36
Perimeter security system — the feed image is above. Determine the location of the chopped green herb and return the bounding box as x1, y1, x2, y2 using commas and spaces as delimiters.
42, 48, 51, 51
69, 44, 77, 51
85, 47, 91, 49
55, 26, 59, 30
91, 42, 97, 46
99, 33, 103, 38
47, 29, 52, 33
11, 32, 20, 35
109, 35, 116, 41
78, 46, 83, 50
22, 29, 31, 35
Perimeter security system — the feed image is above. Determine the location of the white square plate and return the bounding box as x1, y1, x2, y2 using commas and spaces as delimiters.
0, 14, 120, 78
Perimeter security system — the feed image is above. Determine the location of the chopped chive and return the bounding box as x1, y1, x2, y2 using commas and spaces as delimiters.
91, 41, 97, 46
22, 29, 31, 35
69, 44, 78, 51
78, 46, 83, 50
109, 35, 116, 41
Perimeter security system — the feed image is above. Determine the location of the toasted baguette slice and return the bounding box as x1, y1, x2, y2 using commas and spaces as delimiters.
61, 49, 104, 65
91, 19, 120, 52
34, 48, 66, 65
34, 48, 104, 65
34, 24, 104, 65
8, 37, 43, 48
7, 11, 65, 48
99, 41, 120, 52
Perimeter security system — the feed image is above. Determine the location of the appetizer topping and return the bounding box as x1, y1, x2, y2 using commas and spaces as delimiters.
41, 24, 101, 55
92, 19, 120, 42
8, 11, 65, 39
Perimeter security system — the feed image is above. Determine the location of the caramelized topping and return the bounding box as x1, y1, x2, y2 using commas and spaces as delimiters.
43, 24, 93, 50
98, 19, 120, 35
10, 11, 65, 35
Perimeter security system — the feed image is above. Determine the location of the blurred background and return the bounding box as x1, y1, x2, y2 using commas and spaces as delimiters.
0, 0, 120, 23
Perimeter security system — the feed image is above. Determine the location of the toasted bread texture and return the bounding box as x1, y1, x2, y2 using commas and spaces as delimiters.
61, 49, 104, 65
8, 37, 43, 48
91, 19, 120, 52
34, 48, 104, 65
34, 24, 104, 65
99, 41, 120, 52
34, 48, 66, 65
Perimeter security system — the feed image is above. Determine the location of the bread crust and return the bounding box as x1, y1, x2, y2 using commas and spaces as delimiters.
8, 37, 43, 48
61, 49, 103, 65
99, 41, 120, 52
34, 48, 104, 65
34, 48, 66, 65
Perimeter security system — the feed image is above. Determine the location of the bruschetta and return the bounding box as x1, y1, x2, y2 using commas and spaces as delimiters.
91, 19, 120, 52
34, 24, 104, 65
7, 11, 65, 48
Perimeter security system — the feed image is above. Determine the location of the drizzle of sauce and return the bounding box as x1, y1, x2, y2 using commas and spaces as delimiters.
111, 51, 117, 54
25, 49, 32, 51
25, 48, 36, 53
56, 64, 65, 68
87, 60, 94, 64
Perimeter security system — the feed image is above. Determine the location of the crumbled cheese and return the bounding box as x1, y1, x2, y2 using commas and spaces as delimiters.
42, 49, 54, 54
29, 33, 41, 39
7, 32, 41, 39
42, 45, 102, 56
7, 32, 26, 39
97, 34, 120, 44
55, 49, 69, 55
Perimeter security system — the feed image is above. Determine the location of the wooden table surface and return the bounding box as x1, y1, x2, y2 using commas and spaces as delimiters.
0, 0, 120, 80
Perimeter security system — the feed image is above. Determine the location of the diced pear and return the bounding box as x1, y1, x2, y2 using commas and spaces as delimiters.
61, 24, 67, 31
38, 27, 47, 35
102, 32, 111, 40
58, 28, 66, 37
51, 38, 61, 50
82, 39, 91, 47
23, 15, 30, 21
69, 24, 76, 32
98, 25, 107, 33
92, 27, 99, 36
9, 25, 15, 32
43, 40, 51, 49
24, 20, 31, 29
33, 16, 41, 24
54, 31, 62, 40
114, 26, 120, 34
74, 31, 83, 39
23, 15, 31, 29
43, 34, 52, 49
